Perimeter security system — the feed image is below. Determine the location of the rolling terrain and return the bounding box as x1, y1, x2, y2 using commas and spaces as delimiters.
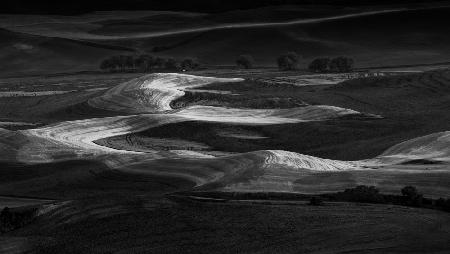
0, 66, 449, 252
1, 1, 450, 252
1, 5, 450, 76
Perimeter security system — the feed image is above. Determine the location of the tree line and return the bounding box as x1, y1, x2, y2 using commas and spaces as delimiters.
170, 185, 450, 213
314, 185, 450, 211
100, 53, 354, 73
100, 54, 200, 72
234, 53, 354, 73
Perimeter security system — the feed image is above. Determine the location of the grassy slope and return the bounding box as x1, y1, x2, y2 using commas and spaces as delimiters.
0, 161, 194, 200
7, 199, 450, 253
123, 69, 450, 160
0, 69, 449, 253
0, 28, 134, 78
110, 7, 450, 67
0, 73, 141, 123
2, 6, 450, 76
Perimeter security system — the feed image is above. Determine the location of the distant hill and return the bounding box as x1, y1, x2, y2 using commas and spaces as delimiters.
84, 7, 450, 67
1, 6, 450, 76
0, 28, 133, 77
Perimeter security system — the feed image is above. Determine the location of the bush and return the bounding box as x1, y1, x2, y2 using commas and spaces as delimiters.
181, 58, 200, 71
154, 57, 167, 69
134, 54, 154, 72
236, 54, 254, 69
401, 186, 425, 206
329, 56, 354, 73
339, 185, 384, 203
100, 54, 151, 72
164, 58, 178, 70
277, 52, 300, 71
100, 58, 113, 72
308, 58, 330, 73
401, 186, 418, 199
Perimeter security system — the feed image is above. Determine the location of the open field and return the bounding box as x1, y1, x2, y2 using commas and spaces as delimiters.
2, 0, 450, 252
0, 64, 449, 252
2, 198, 450, 253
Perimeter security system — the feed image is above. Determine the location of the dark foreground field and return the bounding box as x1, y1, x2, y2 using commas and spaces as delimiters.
3, 197, 450, 254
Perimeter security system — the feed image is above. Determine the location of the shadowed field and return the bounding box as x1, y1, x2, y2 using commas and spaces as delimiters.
3, 198, 450, 253
1, 6, 450, 76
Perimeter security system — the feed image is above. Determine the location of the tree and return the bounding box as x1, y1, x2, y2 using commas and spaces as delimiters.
236, 54, 254, 69
341, 185, 384, 203
401, 186, 418, 199
181, 58, 200, 71
277, 52, 300, 71
135, 54, 154, 72
110, 56, 122, 71
308, 58, 330, 73
100, 58, 114, 72
125, 55, 135, 71
154, 57, 166, 69
119, 55, 128, 71
164, 58, 178, 70
329, 57, 354, 73
401, 186, 424, 206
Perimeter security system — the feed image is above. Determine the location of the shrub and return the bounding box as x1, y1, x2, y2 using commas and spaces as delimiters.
135, 54, 154, 72
401, 186, 418, 199
99, 55, 138, 72
329, 57, 354, 73
99, 55, 201, 72
339, 185, 384, 203
236, 54, 254, 69
401, 186, 425, 206
308, 58, 330, 73
125, 55, 134, 69
181, 58, 200, 71
99, 58, 114, 72
164, 58, 178, 70
277, 52, 300, 71
154, 57, 167, 69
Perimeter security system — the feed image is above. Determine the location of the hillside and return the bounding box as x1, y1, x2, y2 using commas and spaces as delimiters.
0, 28, 133, 77
1, 6, 450, 76
120, 7, 450, 67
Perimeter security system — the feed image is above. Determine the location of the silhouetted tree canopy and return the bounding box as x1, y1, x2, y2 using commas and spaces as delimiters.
277, 52, 300, 71
164, 58, 178, 70
401, 186, 418, 199
100, 55, 190, 72
340, 185, 384, 203
308, 58, 331, 73
329, 56, 354, 73
135, 54, 154, 72
236, 54, 255, 69
181, 58, 200, 70
154, 57, 167, 69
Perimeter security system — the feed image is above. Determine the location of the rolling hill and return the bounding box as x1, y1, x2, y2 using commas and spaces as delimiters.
0, 28, 133, 77
1, 6, 450, 76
